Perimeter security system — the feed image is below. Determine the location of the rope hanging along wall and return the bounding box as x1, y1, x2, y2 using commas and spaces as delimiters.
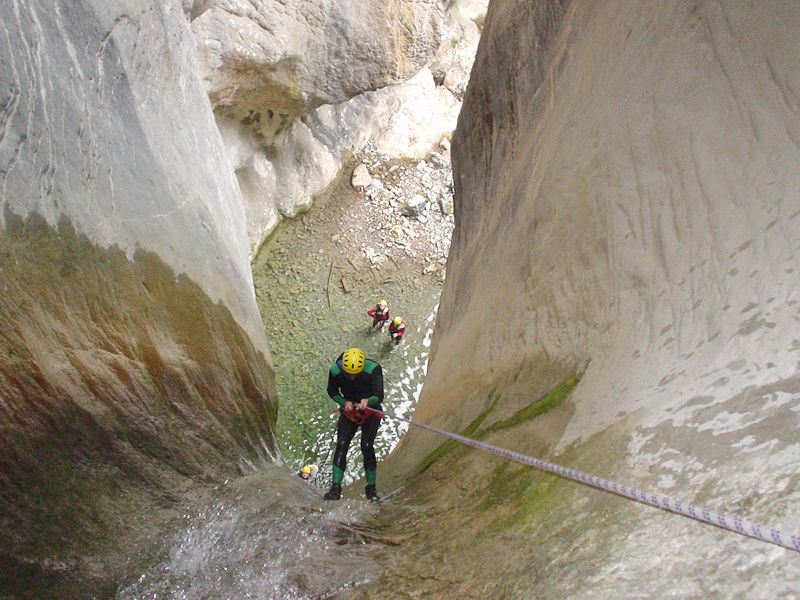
364, 407, 800, 553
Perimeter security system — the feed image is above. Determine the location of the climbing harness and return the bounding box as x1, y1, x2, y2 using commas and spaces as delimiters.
368, 408, 800, 553
333, 406, 384, 424
343, 406, 367, 425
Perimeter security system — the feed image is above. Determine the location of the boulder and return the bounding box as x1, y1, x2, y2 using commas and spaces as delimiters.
429, 152, 451, 169
402, 194, 428, 217
352, 164, 372, 188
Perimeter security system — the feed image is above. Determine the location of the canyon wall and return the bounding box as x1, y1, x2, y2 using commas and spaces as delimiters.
191, 0, 482, 251
0, 0, 277, 594
392, 0, 800, 593
9, 0, 800, 596
0, 0, 483, 595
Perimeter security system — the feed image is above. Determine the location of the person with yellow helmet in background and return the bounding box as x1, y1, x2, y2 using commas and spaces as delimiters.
298, 464, 318, 484
324, 348, 384, 501
367, 299, 390, 331
388, 316, 406, 346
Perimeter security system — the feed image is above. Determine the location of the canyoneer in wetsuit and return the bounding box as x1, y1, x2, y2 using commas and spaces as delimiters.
324, 348, 383, 501
388, 316, 406, 346
367, 299, 390, 331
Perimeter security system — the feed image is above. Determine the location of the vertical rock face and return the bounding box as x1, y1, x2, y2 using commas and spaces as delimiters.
193, 0, 448, 144
400, 0, 800, 590
0, 0, 277, 592
191, 0, 472, 252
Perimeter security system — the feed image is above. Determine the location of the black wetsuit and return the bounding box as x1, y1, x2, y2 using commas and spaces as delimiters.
327, 353, 384, 480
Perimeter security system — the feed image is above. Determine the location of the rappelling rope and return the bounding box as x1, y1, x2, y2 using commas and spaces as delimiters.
367, 407, 800, 553
315, 419, 339, 489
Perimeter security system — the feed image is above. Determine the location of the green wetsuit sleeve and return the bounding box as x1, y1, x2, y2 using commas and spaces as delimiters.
364, 362, 384, 407
327, 364, 346, 407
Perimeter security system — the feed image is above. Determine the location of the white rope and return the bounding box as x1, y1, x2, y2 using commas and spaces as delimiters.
371, 408, 800, 553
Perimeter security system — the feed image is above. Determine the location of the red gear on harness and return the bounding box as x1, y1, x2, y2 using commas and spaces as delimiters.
334, 406, 384, 424
344, 406, 367, 424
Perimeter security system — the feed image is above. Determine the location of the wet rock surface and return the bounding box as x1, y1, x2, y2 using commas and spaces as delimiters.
117, 465, 388, 600
252, 140, 455, 483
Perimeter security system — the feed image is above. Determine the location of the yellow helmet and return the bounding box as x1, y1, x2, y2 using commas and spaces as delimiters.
301, 466, 312, 475
379, 299, 387, 307
342, 348, 365, 374
393, 316, 403, 325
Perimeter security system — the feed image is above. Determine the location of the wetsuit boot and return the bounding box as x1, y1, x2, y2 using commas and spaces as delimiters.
365, 484, 379, 501
324, 483, 342, 500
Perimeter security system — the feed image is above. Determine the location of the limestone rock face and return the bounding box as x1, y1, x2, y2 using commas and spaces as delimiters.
427, 3, 484, 100
0, 0, 277, 592
192, 0, 448, 146
456, 0, 489, 29
191, 0, 478, 253
396, 0, 800, 593
220, 64, 463, 251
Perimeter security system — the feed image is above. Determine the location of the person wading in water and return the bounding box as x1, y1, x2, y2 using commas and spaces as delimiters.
367, 299, 390, 331
388, 316, 406, 346
324, 348, 383, 501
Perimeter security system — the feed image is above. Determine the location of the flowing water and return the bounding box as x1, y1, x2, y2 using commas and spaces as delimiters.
115, 467, 385, 600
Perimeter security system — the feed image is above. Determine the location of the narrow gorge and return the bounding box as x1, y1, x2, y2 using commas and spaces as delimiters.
2, 1, 800, 599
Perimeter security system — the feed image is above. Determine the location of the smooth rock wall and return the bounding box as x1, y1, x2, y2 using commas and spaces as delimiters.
228, 65, 462, 248
395, 0, 800, 591
192, 0, 483, 252
193, 0, 448, 144
0, 0, 277, 593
